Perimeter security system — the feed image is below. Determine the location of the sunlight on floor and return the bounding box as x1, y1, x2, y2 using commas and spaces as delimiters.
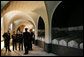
1, 41, 4, 49
1, 44, 57, 56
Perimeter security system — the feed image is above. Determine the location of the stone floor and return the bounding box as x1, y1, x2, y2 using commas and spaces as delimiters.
1, 44, 57, 56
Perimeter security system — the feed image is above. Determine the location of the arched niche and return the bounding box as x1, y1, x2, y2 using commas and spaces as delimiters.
14, 19, 35, 31
16, 23, 35, 36
38, 16, 45, 39
14, 19, 36, 40
51, 1, 83, 40
68, 40, 78, 48
16, 25, 25, 33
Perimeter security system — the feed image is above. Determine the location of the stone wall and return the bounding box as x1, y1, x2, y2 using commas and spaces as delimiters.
35, 30, 45, 49
52, 26, 83, 40
51, 29, 83, 49
50, 26, 83, 56
51, 44, 83, 56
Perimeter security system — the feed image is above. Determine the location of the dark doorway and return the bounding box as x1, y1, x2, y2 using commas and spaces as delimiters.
52, 1, 83, 40
38, 16, 45, 37
37, 16, 45, 48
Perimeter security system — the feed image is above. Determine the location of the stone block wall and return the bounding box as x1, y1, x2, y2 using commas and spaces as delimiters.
51, 26, 83, 56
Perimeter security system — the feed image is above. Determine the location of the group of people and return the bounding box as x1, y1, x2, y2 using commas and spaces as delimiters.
3, 28, 35, 55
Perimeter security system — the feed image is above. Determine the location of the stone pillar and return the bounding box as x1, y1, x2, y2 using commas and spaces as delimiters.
34, 25, 38, 45
3, 16, 9, 32
80, 43, 83, 49
12, 22, 15, 31
1, 17, 4, 41
45, 22, 51, 43
44, 23, 52, 53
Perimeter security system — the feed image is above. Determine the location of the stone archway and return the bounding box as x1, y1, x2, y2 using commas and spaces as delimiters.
15, 20, 34, 33
16, 25, 25, 33
51, 1, 83, 56
1, 1, 50, 52
3, 10, 35, 32
51, 1, 68, 40
36, 16, 45, 48
2, 10, 38, 42
51, 1, 83, 41
38, 16, 45, 38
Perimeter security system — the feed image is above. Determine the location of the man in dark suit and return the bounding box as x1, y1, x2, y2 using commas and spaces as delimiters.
18, 31, 23, 51
3, 30, 11, 52
23, 28, 31, 54
29, 29, 35, 50
16, 32, 20, 43
12, 31, 17, 51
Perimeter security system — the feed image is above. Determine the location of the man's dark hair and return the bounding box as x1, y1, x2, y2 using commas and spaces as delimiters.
25, 28, 28, 32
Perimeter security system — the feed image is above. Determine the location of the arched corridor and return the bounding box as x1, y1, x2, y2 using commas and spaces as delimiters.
1, 1, 83, 56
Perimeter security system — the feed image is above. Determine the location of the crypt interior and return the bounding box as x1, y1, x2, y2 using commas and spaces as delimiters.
1, 1, 83, 56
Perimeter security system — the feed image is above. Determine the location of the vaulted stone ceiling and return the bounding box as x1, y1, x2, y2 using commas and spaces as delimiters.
1, 1, 61, 21
1, 1, 9, 9
1, 1, 45, 16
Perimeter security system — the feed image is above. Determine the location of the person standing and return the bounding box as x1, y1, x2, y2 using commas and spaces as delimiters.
16, 31, 20, 50
3, 30, 11, 52
12, 31, 17, 51
16, 31, 20, 43
23, 28, 31, 54
18, 31, 23, 51
29, 29, 35, 50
